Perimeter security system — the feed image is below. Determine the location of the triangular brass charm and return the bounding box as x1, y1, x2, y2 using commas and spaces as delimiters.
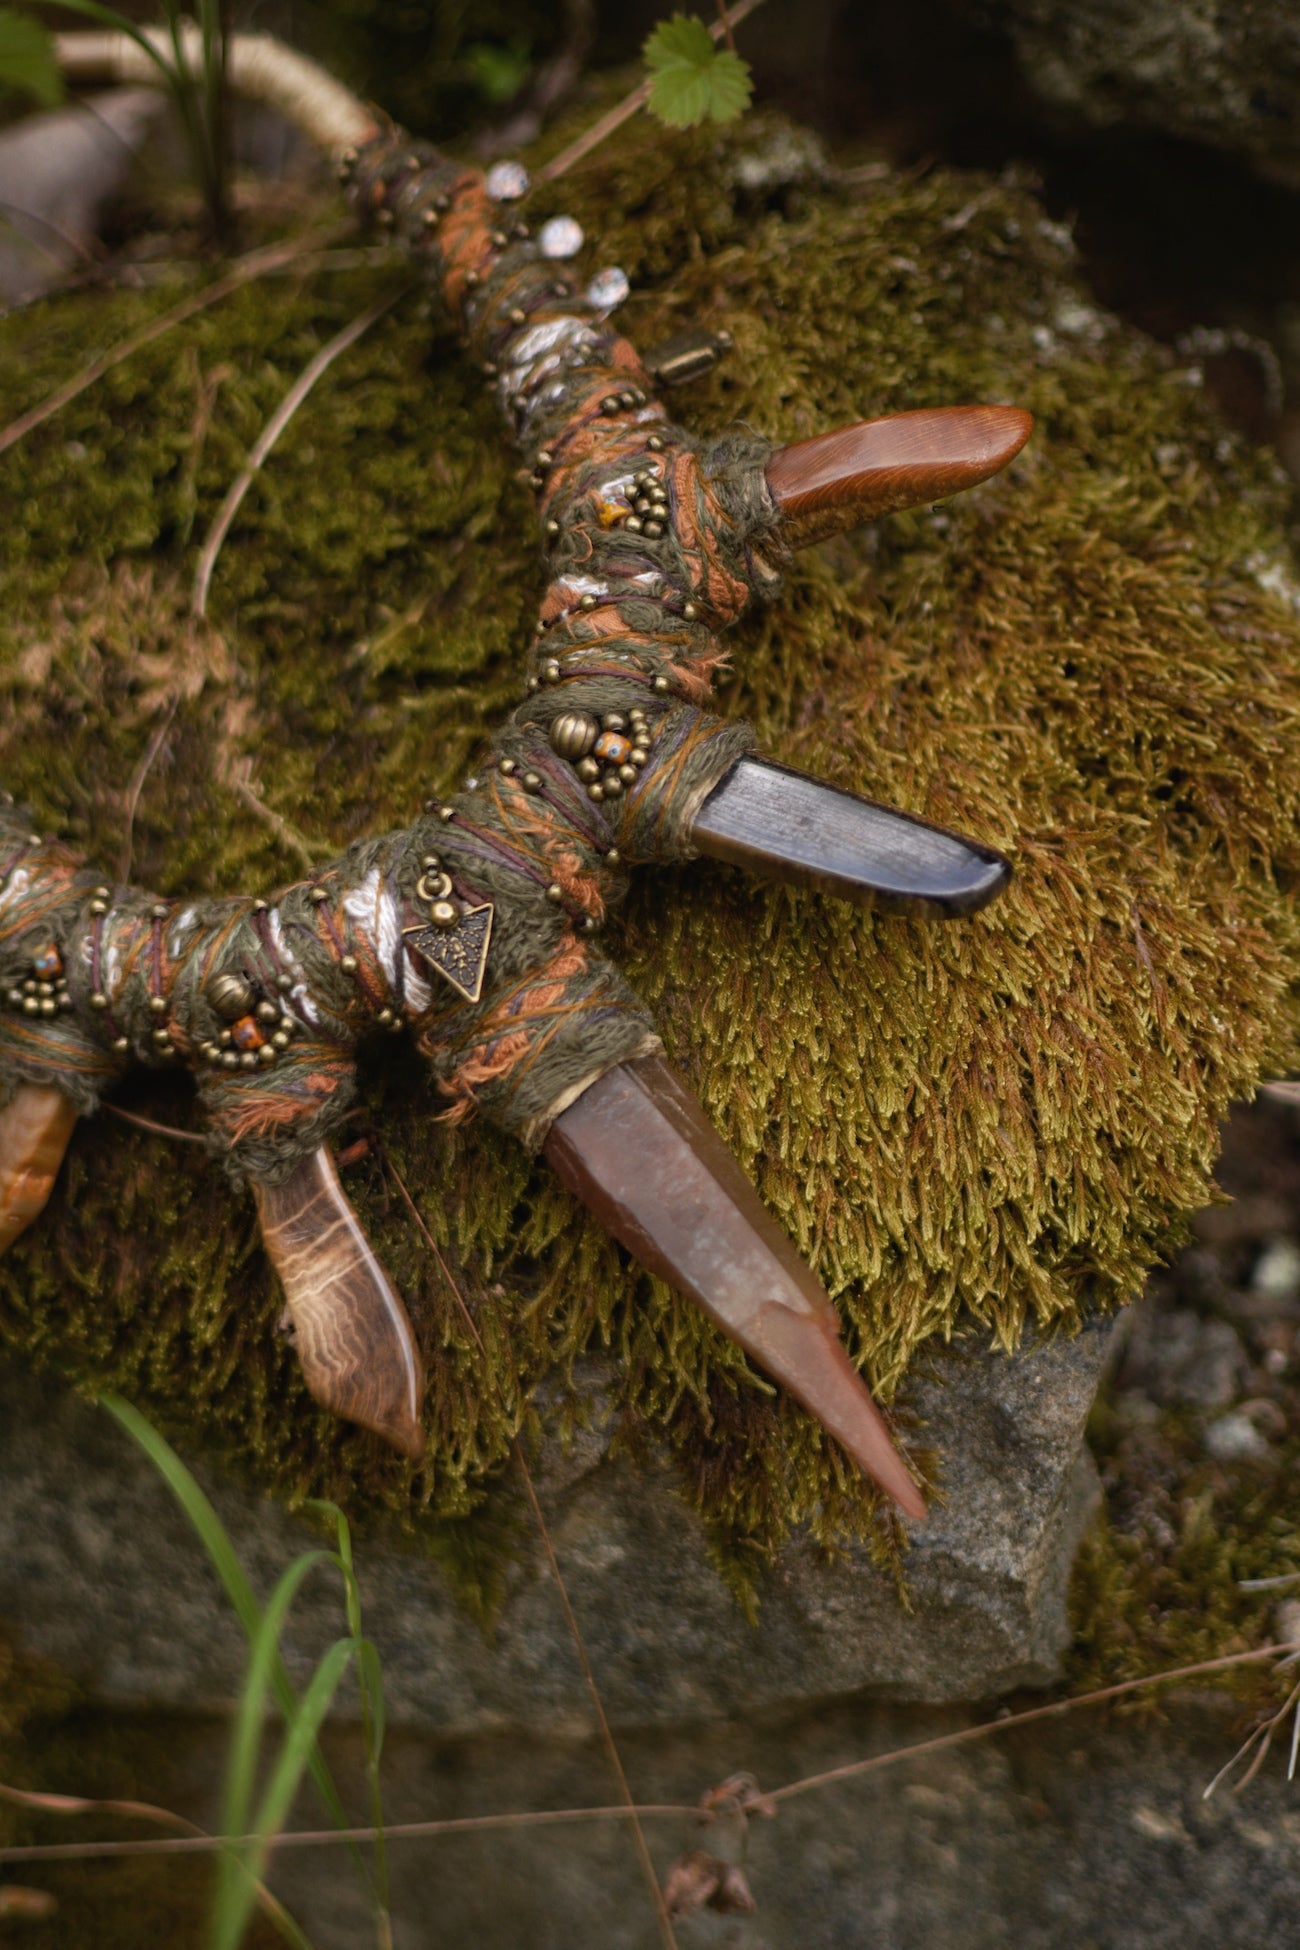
403, 902, 494, 1005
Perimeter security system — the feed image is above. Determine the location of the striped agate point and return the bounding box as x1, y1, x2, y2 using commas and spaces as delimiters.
691, 756, 1010, 917
544, 1055, 925, 1521
0, 1083, 78, 1253
252, 1146, 425, 1460
766, 405, 1034, 549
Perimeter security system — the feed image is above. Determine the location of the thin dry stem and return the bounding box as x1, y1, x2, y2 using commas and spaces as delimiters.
192, 292, 402, 618
540, 0, 767, 181
4, 1645, 1298, 1867
117, 695, 180, 883
385, 1159, 679, 1950
0, 233, 343, 458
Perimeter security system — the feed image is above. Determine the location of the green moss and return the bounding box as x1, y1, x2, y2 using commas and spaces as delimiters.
3, 113, 1300, 1597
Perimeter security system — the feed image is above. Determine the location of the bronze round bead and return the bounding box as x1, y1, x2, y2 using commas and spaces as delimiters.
257, 1044, 277, 1066
576, 757, 601, 782
208, 972, 255, 1021
618, 764, 637, 785
90, 992, 108, 1010
602, 713, 627, 732
256, 998, 281, 1021
239, 1050, 258, 1070
546, 883, 563, 903
603, 775, 624, 797
38, 998, 55, 1017
148, 994, 167, 1016
271, 1031, 290, 1051
548, 711, 600, 761
222, 1051, 240, 1070
521, 771, 543, 793
112, 1036, 130, 1055
430, 899, 459, 928
605, 848, 621, 867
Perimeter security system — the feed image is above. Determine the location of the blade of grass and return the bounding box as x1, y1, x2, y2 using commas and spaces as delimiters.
307, 1501, 391, 1949
213, 1639, 358, 1950
99, 1397, 367, 1883
216, 1549, 333, 1925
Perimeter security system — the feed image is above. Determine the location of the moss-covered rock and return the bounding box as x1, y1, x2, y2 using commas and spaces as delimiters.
3, 110, 1300, 1594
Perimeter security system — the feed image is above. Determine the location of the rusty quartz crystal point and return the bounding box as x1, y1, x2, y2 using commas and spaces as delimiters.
766, 404, 1034, 549
544, 1056, 926, 1520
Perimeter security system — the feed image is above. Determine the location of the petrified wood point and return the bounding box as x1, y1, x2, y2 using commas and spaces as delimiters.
544, 1056, 926, 1520
252, 1146, 425, 1460
0, 1083, 78, 1255
767, 404, 1034, 548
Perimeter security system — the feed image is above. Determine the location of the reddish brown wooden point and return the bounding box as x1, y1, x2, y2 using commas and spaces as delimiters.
767, 404, 1034, 548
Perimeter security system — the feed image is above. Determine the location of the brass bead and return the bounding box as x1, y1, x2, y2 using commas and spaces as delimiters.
90, 992, 108, 1010
208, 972, 255, 1021
256, 998, 281, 1021
93, 886, 109, 899
647, 434, 665, 450
35, 982, 52, 998
542, 660, 562, 682
310, 886, 329, 904
5, 989, 21, 1006
576, 758, 600, 782
151, 902, 168, 919
253, 899, 268, 913
112, 1036, 130, 1055
643, 522, 664, 539
149, 994, 167, 1015
499, 757, 517, 774
376, 1008, 395, 1026
545, 519, 561, 538
521, 771, 543, 793
89, 900, 106, 916
430, 899, 459, 928
682, 602, 698, 621
578, 593, 598, 611
222, 1051, 240, 1070
605, 848, 620, 867
275, 973, 293, 992
439, 806, 456, 821
629, 749, 648, 768
271, 1031, 290, 1051
546, 883, 563, 902
152, 1026, 171, 1046
653, 675, 671, 694
279, 1016, 296, 1036
548, 711, 599, 761
22, 997, 39, 1016
340, 955, 358, 975
219, 1029, 233, 1048
257, 1044, 277, 1066
618, 764, 637, 784
421, 854, 441, 869
240, 1050, 258, 1071
579, 915, 599, 934
38, 998, 55, 1017
602, 713, 627, 732
57, 992, 72, 1011
587, 783, 604, 802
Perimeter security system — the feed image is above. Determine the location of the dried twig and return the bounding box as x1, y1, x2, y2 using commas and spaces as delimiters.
385, 1158, 680, 1950
192, 291, 402, 619
0, 233, 345, 458
5, 1644, 1298, 1867
117, 695, 180, 884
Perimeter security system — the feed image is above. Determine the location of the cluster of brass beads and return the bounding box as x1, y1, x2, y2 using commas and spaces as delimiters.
547, 706, 655, 803
7, 943, 71, 1019
623, 466, 669, 539
199, 971, 299, 1071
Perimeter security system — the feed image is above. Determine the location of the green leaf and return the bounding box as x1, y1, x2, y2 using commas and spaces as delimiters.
643, 13, 752, 129
0, 8, 64, 107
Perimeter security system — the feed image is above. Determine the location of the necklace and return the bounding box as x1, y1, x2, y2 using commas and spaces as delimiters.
0, 38, 1033, 1523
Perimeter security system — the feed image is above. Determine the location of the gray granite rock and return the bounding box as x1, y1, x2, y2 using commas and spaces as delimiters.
960, 1, 1300, 191
0, 1321, 1115, 1730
